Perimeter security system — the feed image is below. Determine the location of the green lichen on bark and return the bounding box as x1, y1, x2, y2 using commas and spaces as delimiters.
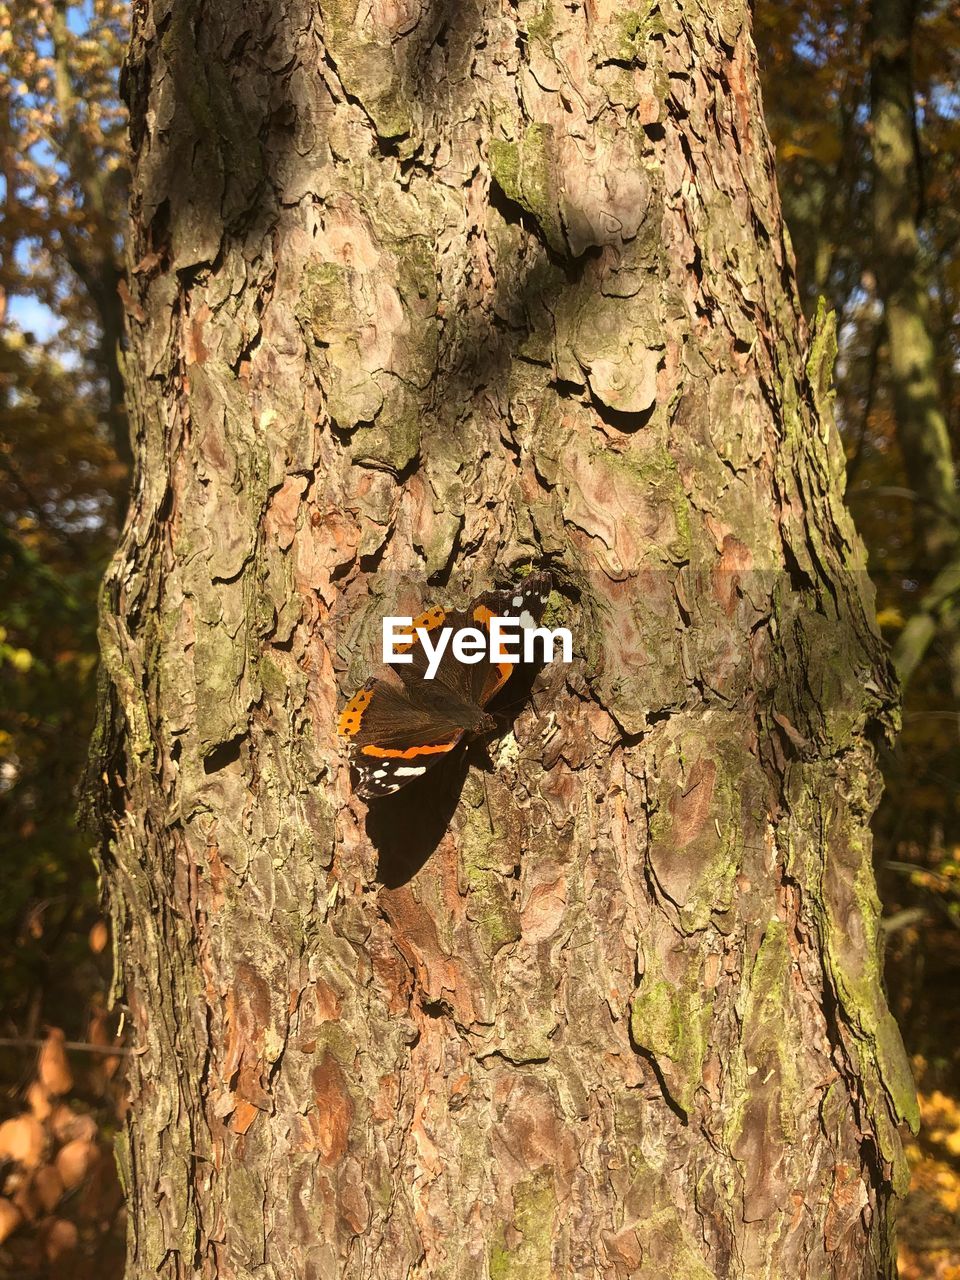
804, 299, 849, 488
349, 384, 422, 474
460, 803, 522, 955
779, 758, 919, 1183
601, 444, 691, 564
489, 1174, 557, 1279
822, 817, 919, 1134
489, 125, 564, 254
393, 235, 440, 387
297, 239, 435, 458
296, 261, 353, 345
645, 724, 762, 933
296, 262, 385, 431
96, 614, 153, 762
733, 921, 802, 1142
633, 1206, 719, 1279
523, 1, 556, 44
602, 7, 669, 65
771, 583, 884, 754
630, 948, 712, 1115
317, 0, 413, 141
805, 298, 838, 424
417, 472, 464, 576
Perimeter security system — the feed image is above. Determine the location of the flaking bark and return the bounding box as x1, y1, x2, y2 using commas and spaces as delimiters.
92, 1, 917, 1276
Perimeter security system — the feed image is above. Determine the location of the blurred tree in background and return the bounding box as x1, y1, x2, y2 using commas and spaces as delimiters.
0, 1, 128, 1273
758, 0, 960, 1032
756, 1, 960, 1274
0, 0, 959, 1275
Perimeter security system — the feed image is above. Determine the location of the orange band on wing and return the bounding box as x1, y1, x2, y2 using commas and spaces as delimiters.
337, 686, 374, 737
394, 605, 447, 654
358, 740, 459, 759
472, 605, 515, 696
488, 662, 513, 692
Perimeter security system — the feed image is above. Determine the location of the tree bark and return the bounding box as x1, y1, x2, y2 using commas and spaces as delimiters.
93, 1, 918, 1276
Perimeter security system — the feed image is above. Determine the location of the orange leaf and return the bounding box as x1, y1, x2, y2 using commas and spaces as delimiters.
55, 1138, 97, 1191
33, 1165, 64, 1215
38, 1028, 73, 1097
0, 1198, 22, 1245
0, 1115, 45, 1168
43, 1218, 78, 1262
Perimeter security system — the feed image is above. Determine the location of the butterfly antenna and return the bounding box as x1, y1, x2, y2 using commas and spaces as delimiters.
499, 691, 544, 720
492, 686, 545, 720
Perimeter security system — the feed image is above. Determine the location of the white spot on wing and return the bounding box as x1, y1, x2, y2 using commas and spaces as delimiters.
395, 765, 427, 777
511, 595, 523, 607
519, 610, 535, 629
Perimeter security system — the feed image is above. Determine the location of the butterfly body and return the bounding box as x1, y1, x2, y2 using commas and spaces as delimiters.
338, 573, 553, 798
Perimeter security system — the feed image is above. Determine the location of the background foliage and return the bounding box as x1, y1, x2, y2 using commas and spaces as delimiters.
1, 1, 128, 1273
0, 0, 958, 1275
758, 5, 960, 1273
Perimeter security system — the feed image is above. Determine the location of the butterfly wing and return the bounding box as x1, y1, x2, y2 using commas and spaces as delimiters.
337, 676, 465, 798
467, 571, 553, 707
337, 572, 554, 799
394, 573, 553, 711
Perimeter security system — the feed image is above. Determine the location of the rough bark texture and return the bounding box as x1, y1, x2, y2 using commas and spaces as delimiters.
94, 1, 918, 1276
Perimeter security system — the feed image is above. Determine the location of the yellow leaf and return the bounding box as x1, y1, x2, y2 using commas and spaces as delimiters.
876, 607, 905, 628
8, 647, 33, 672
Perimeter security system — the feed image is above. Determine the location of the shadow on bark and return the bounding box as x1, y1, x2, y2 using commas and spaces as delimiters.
129, 0, 637, 516
368, 754, 466, 886
370, 654, 548, 885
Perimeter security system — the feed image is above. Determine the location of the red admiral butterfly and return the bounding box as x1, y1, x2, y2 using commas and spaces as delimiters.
338, 572, 553, 798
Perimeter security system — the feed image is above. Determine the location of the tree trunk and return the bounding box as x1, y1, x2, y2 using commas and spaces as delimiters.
93, 1, 918, 1276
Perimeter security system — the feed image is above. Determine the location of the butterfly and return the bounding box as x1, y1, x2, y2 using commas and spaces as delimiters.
337, 572, 554, 798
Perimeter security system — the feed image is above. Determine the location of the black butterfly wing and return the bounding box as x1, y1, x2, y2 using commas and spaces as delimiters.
393, 573, 553, 711
338, 602, 486, 798
337, 572, 553, 799
466, 572, 553, 708
337, 676, 466, 798
391, 605, 477, 704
